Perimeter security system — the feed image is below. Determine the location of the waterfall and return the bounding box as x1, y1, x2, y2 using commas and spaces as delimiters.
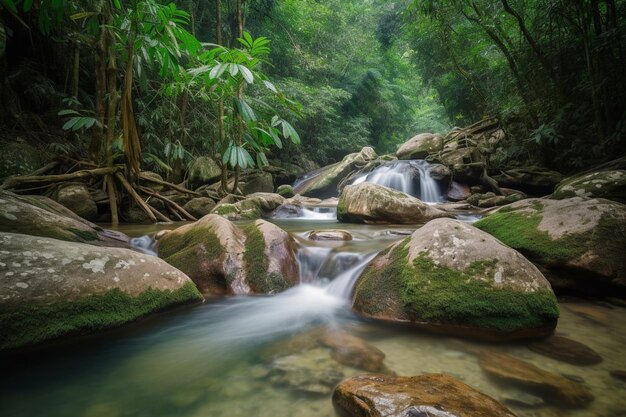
350, 160, 444, 203
130, 235, 158, 256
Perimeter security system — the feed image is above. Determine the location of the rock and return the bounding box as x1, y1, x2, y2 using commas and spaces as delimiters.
183, 197, 216, 219
553, 170, 626, 203
139, 171, 164, 192
437, 145, 485, 184
319, 330, 389, 373
529, 336, 602, 366
0, 190, 129, 248
124, 205, 153, 224
54, 183, 98, 221
293, 147, 378, 198
332, 373, 517, 417
212, 193, 285, 220
475, 197, 626, 295
448, 182, 471, 201
270, 203, 303, 219
337, 183, 449, 224
276, 184, 295, 198
308, 230, 353, 241
493, 167, 563, 196
477, 194, 508, 208
0, 232, 202, 350
352, 218, 559, 340
610, 370, 626, 382
268, 349, 346, 395
240, 171, 274, 195
502, 392, 546, 409
0, 141, 46, 179
396, 132, 444, 160
188, 156, 221, 189
478, 351, 594, 407
428, 163, 451, 181
158, 215, 298, 295
564, 303, 609, 324
154, 230, 170, 240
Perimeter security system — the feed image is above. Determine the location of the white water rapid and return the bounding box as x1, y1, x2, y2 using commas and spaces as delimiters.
351, 159, 444, 203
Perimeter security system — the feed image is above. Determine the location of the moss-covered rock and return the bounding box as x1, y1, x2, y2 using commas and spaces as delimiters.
293, 147, 377, 198
337, 182, 449, 224
352, 218, 559, 340
276, 184, 295, 198
183, 197, 216, 219
553, 170, 626, 203
158, 214, 298, 295
0, 232, 202, 350
188, 156, 221, 189
211, 192, 285, 220
0, 190, 129, 248
475, 197, 626, 295
396, 132, 444, 160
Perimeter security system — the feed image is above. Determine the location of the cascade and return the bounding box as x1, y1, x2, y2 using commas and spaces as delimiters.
350, 160, 444, 203
130, 235, 158, 256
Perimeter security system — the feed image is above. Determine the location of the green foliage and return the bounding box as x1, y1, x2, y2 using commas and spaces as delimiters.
0, 282, 202, 350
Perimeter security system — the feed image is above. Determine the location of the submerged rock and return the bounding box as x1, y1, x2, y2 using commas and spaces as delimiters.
308, 230, 353, 241
478, 351, 594, 407
529, 335, 602, 366
0, 190, 129, 248
553, 170, 626, 203
338, 183, 449, 224
158, 215, 298, 295
352, 218, 559, 340
332, 373, 517, 417
319, 330, 390, 373
0, 232, 202, 350
396, 132, 444, 160
475, 197, 626, 295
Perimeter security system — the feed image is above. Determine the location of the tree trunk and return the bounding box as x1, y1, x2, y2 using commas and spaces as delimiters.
120, 6, 141, 177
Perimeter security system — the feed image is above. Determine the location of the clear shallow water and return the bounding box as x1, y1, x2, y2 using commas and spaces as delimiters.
2, 220, 626, 417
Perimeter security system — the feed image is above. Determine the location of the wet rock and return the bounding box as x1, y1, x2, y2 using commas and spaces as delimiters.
338, 182, 449, 224
293, 147, 378, 198
493, 167, 563, 196
475, 197, 626, 295
308, 230, 353, 241
0, 232, 202, 350
54, 183, 98, 221
333, 373, 517, 417
436, 145, 485, 184
478, 351, 594, 407
270, 203, 303, 219
319, 330, 391, 373
276, 184, 295, 198
188, 156, 221, 189
212, 193, 285, 220
609, 370, 626, 382
0, 190, 129, 248
240, 171, 274, 195
352, 218, 559, 341
396, 132, 444, 160
158, 215, 298, 295
553, 170, 626, 203
564, 303, 609, 325
529, 336, 603, 366
183, 197, 216, 219
448, 181, 471, 201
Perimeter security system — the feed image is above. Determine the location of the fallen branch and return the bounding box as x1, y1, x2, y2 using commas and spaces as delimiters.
138, 172, 200, 196
115, 171, 157, 223
1, 166, 118, 190
139, 186, 197, 221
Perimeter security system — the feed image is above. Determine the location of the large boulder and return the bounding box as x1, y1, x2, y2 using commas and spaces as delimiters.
0, 232, 202, 350
553, 170, 626, 203
158, 215, 298, 295
54, 183, 98, 221
493, 167, 563, 196
183, 197, 216, 219
337, 183, 449, 224
188, 156, 221, 189
436, 144, 485, 184
293, 147, 377, 198
332, 373, 517, 417
475, 197, 626, 295
396, 132, 444, 160
0, 190, 129, 248
352, 218, 559, 340
212, 192, 285, 220
240, 170, 274, 195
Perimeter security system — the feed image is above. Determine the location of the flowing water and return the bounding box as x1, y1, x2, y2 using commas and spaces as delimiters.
2, 218, 626, 417
350, 160, 445, 203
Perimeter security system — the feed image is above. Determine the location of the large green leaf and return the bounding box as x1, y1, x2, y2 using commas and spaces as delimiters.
239, 65, 254, 84
234, 98, 257, 123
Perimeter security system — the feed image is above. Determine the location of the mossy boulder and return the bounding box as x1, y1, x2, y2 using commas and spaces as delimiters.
0, 232, 202, 350
475, 197, 626, 295
188, 156, 221, 189
183, 197, 216, 219
553, 170, 626, 203
337, 182, 449, 224
158, 214, 298, 295
293, 147, 377, 198
276, 184, 295, 198
211, 192, 285, 220
352, 218, 559, 340
396, 132, 444, 160
0, 190, 129, 248
240, 170, 274, 195
333, 373, 517, 417
53, 183, 98, 221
